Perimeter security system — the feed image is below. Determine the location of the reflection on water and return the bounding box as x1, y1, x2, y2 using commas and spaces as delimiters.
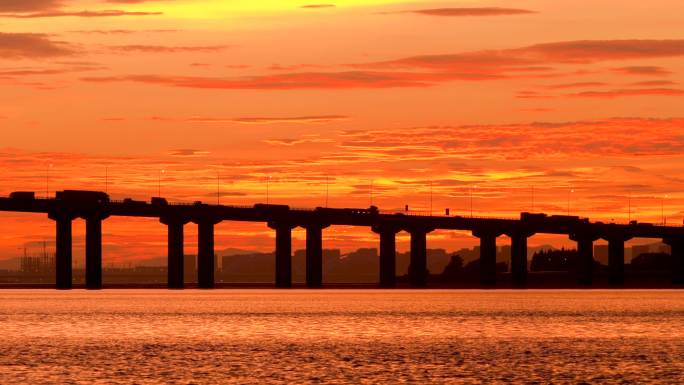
1, 289, 683, 383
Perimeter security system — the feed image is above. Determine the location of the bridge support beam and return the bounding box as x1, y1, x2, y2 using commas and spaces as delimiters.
409, 228, 430, 287
197, 219, 220, 289
161, 216, 188, 289
372, 225, 401, 288
570, 233, 598, 285
270, 222, 295, 288
606, 236, 630, 286
85, 216, 105, 289
305, 224, 328, 288
475, 231, 499, 286
510, 232, 532, 287
49, 210, 75, 290
54, 215, 73, 289
665, 237, 684, 284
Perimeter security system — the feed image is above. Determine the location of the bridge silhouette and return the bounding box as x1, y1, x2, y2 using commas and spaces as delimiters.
1, 190, 683, 289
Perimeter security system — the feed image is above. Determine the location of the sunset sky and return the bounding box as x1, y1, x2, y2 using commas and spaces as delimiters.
1, 0, 683, 264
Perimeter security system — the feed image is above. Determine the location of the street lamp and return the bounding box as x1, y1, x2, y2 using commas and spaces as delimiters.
266, 175, 271, 204
158, 169, 165, 197
325, 176, 329, 208
216, 171, 220, 205
429, 180, 433, 216
662, 194, 668, 225
46, 163, 53, 198
470, 185, 477, 217
370, 179, 374, 207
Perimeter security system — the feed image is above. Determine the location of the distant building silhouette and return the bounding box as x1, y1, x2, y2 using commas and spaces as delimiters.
530, 248, 577, 272
184, 255, 196, 283
630, 252, 671, 271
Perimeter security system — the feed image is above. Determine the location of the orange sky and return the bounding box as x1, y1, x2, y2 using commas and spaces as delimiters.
1, 0, 683, 263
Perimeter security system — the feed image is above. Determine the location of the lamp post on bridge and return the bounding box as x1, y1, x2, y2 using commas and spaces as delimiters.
662, 194, 668, 225
158, 169, 165, 197
470, 185, 477, 217
46, 163, 53, 198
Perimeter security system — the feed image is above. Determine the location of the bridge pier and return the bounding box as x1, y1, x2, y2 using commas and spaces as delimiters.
372, 225, 400, 288
196, 218, 221, 289
269, 222, 296, 288
408, 228, 430, 287
606, 236, 630, 286
664, 237, 684, 284
570, 233, 598, 285
161, 216, 188, 289
305, 223, 328, 288
509, 232, 532, 287
85, 214, 108, 289
51, 213, 74, 289
474, 230, 499, 286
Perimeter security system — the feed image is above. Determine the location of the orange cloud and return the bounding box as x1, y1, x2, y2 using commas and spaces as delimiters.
108, 45, 229, 53
191, 115, 350, 124
567, 88, 684, 98
80, 40, 684, 90
612, 66, 671, 76
1, 10, 162, 18
384, 7, 536, 17
301, 4, 335, 9
0, 33, 75, 59
0, 0, 63, 12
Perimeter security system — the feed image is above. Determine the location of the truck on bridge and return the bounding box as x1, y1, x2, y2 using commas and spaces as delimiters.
55, 190, 109, 204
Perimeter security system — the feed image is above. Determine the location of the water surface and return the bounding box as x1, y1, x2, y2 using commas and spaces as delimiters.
1, 289, 683, 383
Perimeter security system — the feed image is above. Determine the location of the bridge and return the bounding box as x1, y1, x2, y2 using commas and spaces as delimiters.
1, 190, 683, 289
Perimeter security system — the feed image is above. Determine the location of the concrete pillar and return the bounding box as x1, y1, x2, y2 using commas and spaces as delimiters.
305, 225, 324, 288
85, 216, 103, 289
409, 229, 428, 287
665, 237, 684, 284
608, 237, 626, 286
572, 235, 595, 285
54, 215, 73, 289
270, 223, 293, 288
197, 221, 215, 289
161, 217, 186, 289
373, 225, 400, 288
477, 233, 498, 286
510, 234, 528, 287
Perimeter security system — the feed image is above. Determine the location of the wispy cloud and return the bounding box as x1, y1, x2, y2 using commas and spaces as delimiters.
383, 7, 536, 17
567, 88, 684, 98
80, 39, 684, 90
0, 33, 75, 59
108, 45, 229, 53
0, 10, 162, 18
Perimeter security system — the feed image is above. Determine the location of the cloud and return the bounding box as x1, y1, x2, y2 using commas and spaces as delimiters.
630, 80, 677, 86
544, 81, 608, 89
191, 115, 350, 124
0, 33, 75, 59
567, 88, 684, 98
301, 4, 335, 9
168, 149, 211, 157
80, 39, 684, 90
81, 70, 509, 89
263, 137, 334, 146
68, 29, 177, 34
0, 10, 162, 18
384, 7, 536, 17
612, 66, 671, 76
335, 118, 684, 162
108, 45, 228, 53
0, 0, 63, 12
